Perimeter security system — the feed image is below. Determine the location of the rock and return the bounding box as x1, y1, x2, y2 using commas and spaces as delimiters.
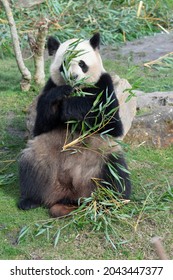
136, 91, 173, 110
125, 91, 173, 147
25, 75, 137, 139
112, 75, 137, 138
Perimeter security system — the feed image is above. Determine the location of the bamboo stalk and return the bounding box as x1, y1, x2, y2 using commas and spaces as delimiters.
62, 136, 84, 150
62, 108, 119, 151
137, 1, 143, 18
144, 52, 173, 68
157, 23, 169, 34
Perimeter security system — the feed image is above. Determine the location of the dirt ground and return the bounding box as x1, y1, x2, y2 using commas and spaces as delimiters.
102, 32, 173, 64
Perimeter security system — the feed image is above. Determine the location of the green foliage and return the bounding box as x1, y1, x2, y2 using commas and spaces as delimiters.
48, 0, 172, 43
104, 58, 173, 93
17, 181, 173, 250
1, 0, 173, 57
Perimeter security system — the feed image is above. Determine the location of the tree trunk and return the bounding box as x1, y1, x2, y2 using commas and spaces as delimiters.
1, 0, 32, 91
28, 19, 49, 86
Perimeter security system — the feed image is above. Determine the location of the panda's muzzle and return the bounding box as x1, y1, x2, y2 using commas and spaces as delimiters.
71, 73, 78, 80
59, 64, 78, 81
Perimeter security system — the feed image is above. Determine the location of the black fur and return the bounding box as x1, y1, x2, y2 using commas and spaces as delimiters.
33, 73, 123, 137
47, 36, 60, 56
18, 160, 43, 210
101, 154, 131, 199
90, 33, 100, 49
79, 60, 89, 73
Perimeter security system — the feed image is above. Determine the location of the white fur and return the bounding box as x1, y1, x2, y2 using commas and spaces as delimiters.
50, 39, 106, 86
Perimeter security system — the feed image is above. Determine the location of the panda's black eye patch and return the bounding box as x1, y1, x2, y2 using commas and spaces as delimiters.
78, 60, 88, 73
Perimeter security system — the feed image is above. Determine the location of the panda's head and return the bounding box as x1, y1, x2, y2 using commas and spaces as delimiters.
47, 33, 105, 86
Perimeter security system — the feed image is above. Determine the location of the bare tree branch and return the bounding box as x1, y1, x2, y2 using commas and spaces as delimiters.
28, 19, 49, 86
1, 0, 32, 91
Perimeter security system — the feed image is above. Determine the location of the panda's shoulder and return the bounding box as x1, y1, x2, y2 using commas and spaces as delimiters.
43, 78, 57, 93
100, 72, 113, 82
96, 72, 114, 88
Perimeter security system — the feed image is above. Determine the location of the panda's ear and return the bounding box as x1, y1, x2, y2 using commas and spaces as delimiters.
47, 36, 60, 56
89, 33, 100, 50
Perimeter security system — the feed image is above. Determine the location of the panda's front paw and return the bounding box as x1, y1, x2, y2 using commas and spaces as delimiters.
62, 85, 73, 97
53, 85, 73, 102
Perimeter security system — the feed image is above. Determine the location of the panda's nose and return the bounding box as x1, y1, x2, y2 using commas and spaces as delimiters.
71, 73, 78, 80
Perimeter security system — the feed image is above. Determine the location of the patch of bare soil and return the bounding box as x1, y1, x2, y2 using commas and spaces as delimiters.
102, 32, 173, 64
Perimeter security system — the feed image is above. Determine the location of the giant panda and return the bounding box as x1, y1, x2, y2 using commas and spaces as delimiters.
18, 33, 131, 217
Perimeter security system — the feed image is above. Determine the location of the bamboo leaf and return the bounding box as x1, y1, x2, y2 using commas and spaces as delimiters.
116, 162, 131, 174
35, 228, 46, 237
100, 128, 114, 135
107, 163, 122, 186
54, 230, 61, 247
17, 226, 30, 243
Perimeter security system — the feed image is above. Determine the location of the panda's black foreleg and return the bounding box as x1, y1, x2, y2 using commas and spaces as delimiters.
60, 96, 94, 122
34, 80, 73, 136
102, 153, 131, 199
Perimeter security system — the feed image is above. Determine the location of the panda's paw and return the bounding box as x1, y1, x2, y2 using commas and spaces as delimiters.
61, 85, 73, 97
18, 198, 40, 210
53, 85, 73, 101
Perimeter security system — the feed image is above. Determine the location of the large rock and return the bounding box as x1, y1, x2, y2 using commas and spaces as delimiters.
136, 91, 173, 109
25, 75, 137, 139
112, 75, 137, 138
125, 91, 173, 147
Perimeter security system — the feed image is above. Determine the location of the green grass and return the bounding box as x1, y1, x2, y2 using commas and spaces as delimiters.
0, 58, 173, 260
104, 57, 173, 93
